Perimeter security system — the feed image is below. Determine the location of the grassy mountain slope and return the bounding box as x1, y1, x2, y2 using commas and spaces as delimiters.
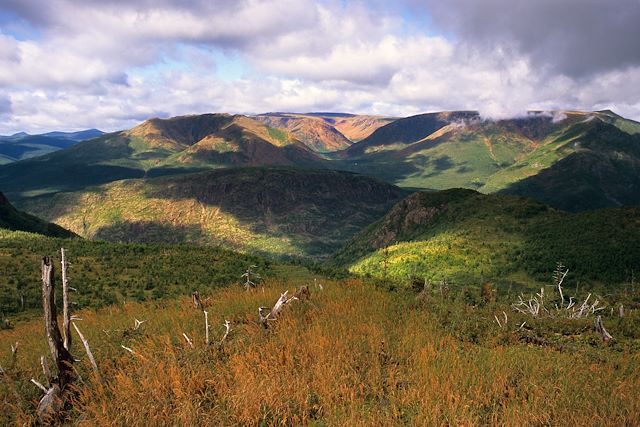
343, 111, 478, 157
254, 113, 353, 152
0, 192, 74, 238
18, 168, 407, 259
332, 189, 640, 285
254, 113, 395, 152
0, 114, 325, 201
499, 120, 640, 211
2, 272, 639, 425
336, 111, 640, 211
329, 114, 396, 141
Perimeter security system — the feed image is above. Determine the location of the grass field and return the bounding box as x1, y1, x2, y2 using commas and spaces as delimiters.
1, 273, 638, 426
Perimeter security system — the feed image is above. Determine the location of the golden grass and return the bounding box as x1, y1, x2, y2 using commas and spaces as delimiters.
1, 279, 639, 426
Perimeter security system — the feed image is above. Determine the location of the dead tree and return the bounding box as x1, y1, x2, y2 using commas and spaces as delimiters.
242, 265, 260, 291
192, 291, 203, 309
61, 248, 72, 351
294, 285, 311, 301
38, 256, 75, 422
553, 262, 569, 308
595, 316, 613, 342
259, 290, 297, 328
73, 322, 101, 383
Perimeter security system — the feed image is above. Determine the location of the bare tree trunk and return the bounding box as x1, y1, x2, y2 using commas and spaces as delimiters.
39, 256, 75, 422
61, 248, 72, 351
204, 311, 210, 346
192, 291, 202, 309
595, 315, 613, 342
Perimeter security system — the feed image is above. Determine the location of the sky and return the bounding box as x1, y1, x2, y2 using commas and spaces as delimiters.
0, 0, 639, 133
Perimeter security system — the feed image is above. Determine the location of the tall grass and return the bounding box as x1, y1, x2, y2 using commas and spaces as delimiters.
1, 279, 638, 425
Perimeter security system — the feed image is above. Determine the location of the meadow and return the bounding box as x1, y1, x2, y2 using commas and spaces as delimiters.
1, 263, 638, 425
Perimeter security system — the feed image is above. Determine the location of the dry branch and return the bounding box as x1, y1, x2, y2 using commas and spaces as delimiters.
259, 290, 298, 328
31, 379, 48, 393
219, 320, 231, 346
121, 345, 136, 356
203, 311, 210, 345
183, 333, 194, 348
61, 248, 71, 351
133, 318, 146, 330
72, 322, 101, 382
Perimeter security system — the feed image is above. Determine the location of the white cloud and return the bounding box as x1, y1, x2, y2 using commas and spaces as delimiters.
1, 0, 640, 133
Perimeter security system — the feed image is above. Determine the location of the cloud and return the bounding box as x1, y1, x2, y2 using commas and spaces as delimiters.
421, 0, 640, 78
1, 0, 640, 133
0, 93, 11, 119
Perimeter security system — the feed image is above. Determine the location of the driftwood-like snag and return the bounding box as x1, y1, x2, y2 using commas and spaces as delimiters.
183, 332, 194, 348
204, 311, 210, 345
72, 322, 102, 382
38, 256, 75, 422
595, 316, 613, 342
192, 291, 203, 309
242, 265, 260, 291
219, 320, 231, 346
259, 290, 298, 328
294, 285, 311, 301
133, 318, 146, 330
61, 248, 71, 351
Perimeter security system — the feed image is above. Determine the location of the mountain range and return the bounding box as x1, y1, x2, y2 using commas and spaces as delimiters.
0, 129, 104, 164
1, 108, 639, 277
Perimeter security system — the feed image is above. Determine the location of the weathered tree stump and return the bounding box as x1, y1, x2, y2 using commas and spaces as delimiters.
37, 256, 75, 422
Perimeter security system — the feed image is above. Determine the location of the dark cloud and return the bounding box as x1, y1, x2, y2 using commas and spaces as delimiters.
423, 0, 640, 78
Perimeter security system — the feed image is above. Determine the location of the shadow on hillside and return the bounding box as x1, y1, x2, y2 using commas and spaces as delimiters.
91, 219, 340, 260
94, 221, 205, 244
139, 168, 409, 258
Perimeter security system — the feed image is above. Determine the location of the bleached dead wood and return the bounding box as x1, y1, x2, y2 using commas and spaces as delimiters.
259, 290, 298, 328
38, 256, 75, 421
595, 316, 613, 342
183, 332, 194, 348
36, 385, 64, 422
494, 315, 502, 328
61, 248, 71, 351
219, 320, 231, 346
72, 322, 101, 382
204, 311, 210, 345
619, 304, 625, 318
192, 291, 203, 309
512, 266, 606, 320
121, 345, 136, 356
134, 318, 146, 330
242, 265, 260, 291
31, 379, 48, 393
10, 342, 18, 367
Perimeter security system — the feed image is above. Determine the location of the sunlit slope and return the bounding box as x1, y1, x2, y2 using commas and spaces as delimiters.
18, 168, 407, 259
0, 114, 325, 201
331, 189, 640, 285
